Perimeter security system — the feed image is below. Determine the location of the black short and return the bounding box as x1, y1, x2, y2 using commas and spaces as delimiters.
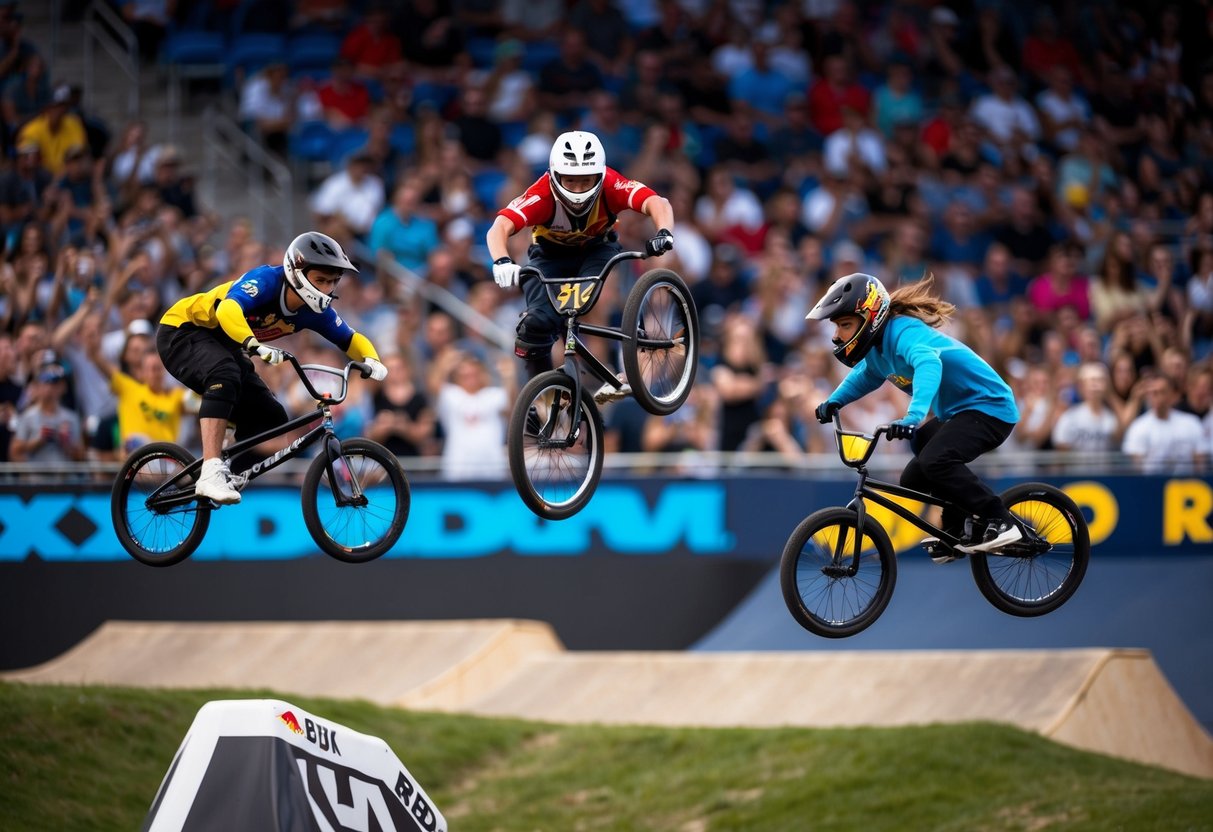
157, 323, 288, 441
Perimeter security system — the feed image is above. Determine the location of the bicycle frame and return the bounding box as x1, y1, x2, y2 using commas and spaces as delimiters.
144, 353, 372, 512
827, 414, 1046, 575
519, 249, 677, 449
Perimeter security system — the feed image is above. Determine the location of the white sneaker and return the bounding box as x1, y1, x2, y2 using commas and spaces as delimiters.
957, 520, 1023, 554
195, 458, 241, 505
593, 380, 632, 405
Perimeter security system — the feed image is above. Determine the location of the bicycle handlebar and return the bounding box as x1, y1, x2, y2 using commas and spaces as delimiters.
279, 351, 369, 405
517, 249, 648, 285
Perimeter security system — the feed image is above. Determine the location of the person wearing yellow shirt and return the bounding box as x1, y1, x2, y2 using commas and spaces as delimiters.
15, 84, 86, 176
157, 231, 388, 504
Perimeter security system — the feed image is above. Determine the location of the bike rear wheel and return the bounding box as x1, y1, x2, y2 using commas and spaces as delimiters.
111, 442, 210, 567
969, 483, 1090, 617
301, 438, 410, 563
779, 507, 897, 638
508, 370, 604, 520
621, 268, 699, 416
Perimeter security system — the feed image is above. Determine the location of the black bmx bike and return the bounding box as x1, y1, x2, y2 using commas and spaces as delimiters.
507, 250, 699, 520
111, 352, 411, 566
779, 414, 1090, 638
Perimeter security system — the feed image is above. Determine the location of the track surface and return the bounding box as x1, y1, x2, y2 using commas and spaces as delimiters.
6, 619, 1212, 780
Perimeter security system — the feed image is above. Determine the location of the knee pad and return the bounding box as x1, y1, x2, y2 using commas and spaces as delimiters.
197, 364, 241, 420
515, 312, 556, 356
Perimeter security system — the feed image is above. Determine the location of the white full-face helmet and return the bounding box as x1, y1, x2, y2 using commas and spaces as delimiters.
282, 231, 357, 313
548, 130, 606, 216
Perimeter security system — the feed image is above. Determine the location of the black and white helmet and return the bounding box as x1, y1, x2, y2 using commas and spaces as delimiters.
548, 130, 606, 217
282, 231, 357, 313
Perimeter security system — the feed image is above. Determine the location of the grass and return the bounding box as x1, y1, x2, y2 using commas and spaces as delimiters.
1, 682, 1211, 831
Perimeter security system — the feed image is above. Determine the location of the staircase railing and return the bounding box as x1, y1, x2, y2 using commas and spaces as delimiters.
200, 105, 295, 244
81, 0, 139, 119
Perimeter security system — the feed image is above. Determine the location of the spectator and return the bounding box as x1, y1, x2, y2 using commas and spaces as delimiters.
1186, 244, 1213, 358
308, 150, 385, 246
538, 29, 605, 123
568, 0, 634, 81
1122, 372, 1207, 474
338, 4, 404, 82
711, 109, 777, 195
992, 187, 1056, 275
8, 361, 84, 463
451, 84, 502, 168
120, 0, 170, 65
727, 29, 799, 129
1036, 66, 1090, 157
365, 351, 436, 459
710, 313, 773, 452
800, 168, 869, 245
1, 49, 49, 135
16, 83, 86, 176
315, 56, 371, 130
694, 167, 764, 252
0, 333, 22, 461
434, 351, 509, 481
969, 65, 1041, 163
0, 142, 51, 247
394, 0, 466, 81
478, 39, 534, 125
1021, 7, 1086, 92
958, 6, 1019, 86
1028, 242, 1091, 325
369, 178, 440, 276
1090, 231, 1153, 334
807, 53, 870, 137
973, 242, 1029, 319
579, 90, 641, 172
1051, 362, 1122, 452
238, 62, 297, 159
873, 56, 923, 139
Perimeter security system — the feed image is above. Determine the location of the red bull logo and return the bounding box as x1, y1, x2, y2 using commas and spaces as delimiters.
857, 281, 881, 316
279, 710, 304, 735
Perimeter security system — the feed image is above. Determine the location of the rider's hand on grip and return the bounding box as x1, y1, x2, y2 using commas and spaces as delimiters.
362, 357, 388, 381
645, 228, 674, 257
243, 336, 284, 366
493, 257, 520, 288
815, 400, 841, 424
887, 420, 916, 440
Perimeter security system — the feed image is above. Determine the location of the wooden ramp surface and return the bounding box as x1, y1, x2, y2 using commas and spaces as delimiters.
6, 620, 1211, 780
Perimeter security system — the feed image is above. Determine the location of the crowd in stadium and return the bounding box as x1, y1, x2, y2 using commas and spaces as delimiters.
1, 0, 1211, 477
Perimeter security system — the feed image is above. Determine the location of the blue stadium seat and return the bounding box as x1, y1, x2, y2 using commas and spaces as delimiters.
467, 37, 497, 69
389, 123, 415, 157
328, 127, 370, 167
287, 33, 341, 78
472, 169, 508, 210
161, 30, 226, 68
226, 33, 288, 88
289, 120, 335, 163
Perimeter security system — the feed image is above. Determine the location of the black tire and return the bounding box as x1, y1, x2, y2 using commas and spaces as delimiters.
508, 370, 604, 520
969, 483, 1090, 617
779, 507, 897, 638
621, 268, 699, 416
111, 442, 209, 567
302, 438, 410, 563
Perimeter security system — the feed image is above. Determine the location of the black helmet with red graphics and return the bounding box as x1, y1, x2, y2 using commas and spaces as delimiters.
807, 273, 891, 367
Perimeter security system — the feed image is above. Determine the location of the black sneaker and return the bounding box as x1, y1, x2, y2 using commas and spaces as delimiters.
957, 519, 1023, 554
922, 519, 976, 564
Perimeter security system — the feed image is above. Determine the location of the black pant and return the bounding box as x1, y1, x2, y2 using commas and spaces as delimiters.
515, 239, 622, 378
157, 324, 288, 467
899, 411, 1015, 532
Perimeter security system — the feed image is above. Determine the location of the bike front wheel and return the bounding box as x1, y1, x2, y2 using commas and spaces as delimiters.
779, 507, 897, 638
508, 370, 604, 520
111, 442, 210, 567
621, 268, 699, 416
301, 438, 410, 563
969, 483, 1090, 617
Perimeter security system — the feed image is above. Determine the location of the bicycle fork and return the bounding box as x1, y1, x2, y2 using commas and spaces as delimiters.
321, 408, 367, 508
828, 469, 872, 578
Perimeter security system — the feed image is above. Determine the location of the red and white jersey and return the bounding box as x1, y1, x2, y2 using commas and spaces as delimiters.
497, 167, 658, 247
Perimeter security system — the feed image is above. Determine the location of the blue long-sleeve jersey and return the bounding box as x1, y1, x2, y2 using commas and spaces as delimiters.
829, 316, 1019, 425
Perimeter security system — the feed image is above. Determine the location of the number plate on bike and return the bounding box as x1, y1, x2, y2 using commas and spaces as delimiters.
546, 279, 602, 316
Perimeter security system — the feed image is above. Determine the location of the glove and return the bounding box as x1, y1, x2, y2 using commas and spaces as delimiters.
362, 357, 388, 381
645, 228, 674, 258
887, 420, 917, 440
492, 256, 520, 288
814, 400, 841, 424
243, 336, 284, 366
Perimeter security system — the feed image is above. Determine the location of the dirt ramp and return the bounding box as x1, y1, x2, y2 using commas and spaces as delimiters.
3, 620, 562, 705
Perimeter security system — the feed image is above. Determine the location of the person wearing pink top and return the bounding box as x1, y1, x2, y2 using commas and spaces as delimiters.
1027, 241, 1090, 323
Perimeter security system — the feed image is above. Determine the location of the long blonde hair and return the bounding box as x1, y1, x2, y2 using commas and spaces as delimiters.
888, 273, 954, 328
